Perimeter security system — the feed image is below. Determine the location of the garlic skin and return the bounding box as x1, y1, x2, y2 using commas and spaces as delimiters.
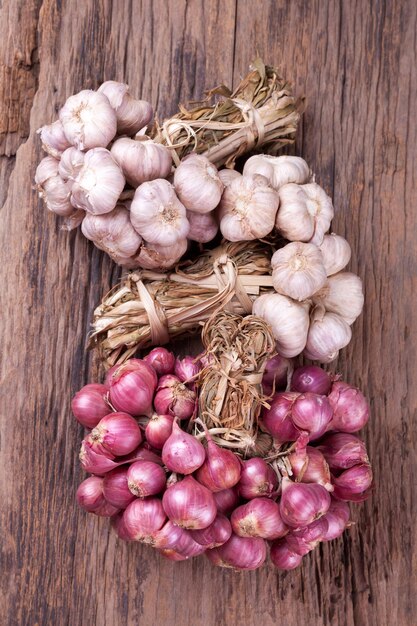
58, 147, 85, 183
135, 239, 188, 270
218, 174, 279, 242
37, 120, 71, 158
186, 210, 218, 243
305, 308, 352, 363
35, 156, 74, 216
302, 183, 334, 245
35, 156, 60, 186
61, 209, 85, 231
71, 148, 125, 215
218, 169, 241, 187
271, 242, 327, 301
319, 234, 351, 276
314, 272, 364, 325
111, 138, 172, 187
253, 293, 310, 358
59, 90, 117, 150
81, 204, 142, 263
98, 81, 153, 135
243, 155, 312, 190
173, 154, 224, 214
130, 179, 189, 246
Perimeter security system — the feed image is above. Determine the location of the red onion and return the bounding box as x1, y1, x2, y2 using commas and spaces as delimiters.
168, 529, 207, 558
231, 497, 287, 540
162, 476, 216, 529
174, 356, 202, 387
127, 460, 166, 497
76, 477, 120, 516
71, 383, 109, 429
321, 500, 350, 540
154, 375, 196, 420
260, 392, 300, 443
102, 467, 136, 508
195, 430, 241, 492
332, 463, 373, 501
123, 498, 166, 541
90, 412, 142, 456
317, 432, 369, 469
152, 520, 185, 549
328, 382, 370, 432
162, 420, 206, 474
289, 446, 333, 490
144, 347, 175, 376
121, 443, 164, 466
111, 513, 132, 541
206, 534, 266, 570
291, 366, 332, 395
291, 393, 333, 441
158, 548, 188, 561
109, 360, 157, 415
279, 477, 331, 528
190, 514, 232, 548
286, 517, 329, 555
145, 414, 174, 449
270, 538, 303, 570
213, 488, 239, 515
262, 354, 291, 395
79, 438, 118, 475
238, 458, 278, 499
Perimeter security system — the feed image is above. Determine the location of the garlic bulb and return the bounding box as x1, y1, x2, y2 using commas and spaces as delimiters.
71, 148, 125, 215
305, 308, 352, 362
111, 138, 172, 187
186, 210, 218, 243
314, 272, 364, 325
302, 183, 334, 245
81, 205, 142, 263
35, 156, 60, 186
319, 234, 351, 276
98, 81, 153, 135
37, 120, 71, 158
243, 155, 312, 189
271, 242, 327, 301
218, 174, 279, 242
58, 147, 85, 183
135, 239, 188, 270
35, 156, 74, 216
61, 209, 85, 231
218, 169, 241, 187
59, 90, 117, 150
130, 179, 189, 246
173, 154, 224, 213
253, 293, 310, 358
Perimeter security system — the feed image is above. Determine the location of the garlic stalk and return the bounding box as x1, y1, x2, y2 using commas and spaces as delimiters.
98, 81, 153, 135
243, 155, 312, 189
71, 148, 125, 214
305, 307, 352, 363
81, 204, 142, 263
271, 242, 327, 301
319, 234, 351, 276
111, 137, 172, 187
313, 272, 364, 325
173, 154, 224, 214
59, 90, 117, 150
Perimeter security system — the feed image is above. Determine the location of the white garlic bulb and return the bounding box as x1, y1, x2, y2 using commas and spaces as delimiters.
271, 242, 327, 301
81, 205, 142, 263
35, 156, 74, 216
243, 155, 312, 189
302, 182, 334, 245
58, 147, 85, 183
186, 210, 218, 243
59, 90, 117, 150
111, 138, 172, 187
37, 120, 71, 158
35, 156, 60, 185
304, 308, 352, 362
61, 209, 85, 231
314, 272, 364, 325
218, 174, 279, 242
130, 179, 189, 246
135, 239, 188, 270
173, 154, 224, 214
71, 148, 125, 215
218, 169, 241, 187
319, 234, 351, 276
98, 81, 153, 135
253, 293, 310, 358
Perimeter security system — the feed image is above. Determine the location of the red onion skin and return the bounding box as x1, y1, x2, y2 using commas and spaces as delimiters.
291, 366, 332, 395
120, 443, 163, 466
90, 412, 143, 456
102, 467, 136, 508
195, 438, 241, 492
168, 529, 207, 558
111, 513, 132, 541
123, 498, 166, 541
262, 355, 291, 394
321, 500, 350, 541
162, 421, 206, 474
127, 460, 166, 497
317, 432, 369, 470
190, 514, 232, 548
289, 446, 333, 491
144, 347, 175, 376
145, 414, 174, 449
158, 548, 188, 561
260, 392, 300, 443
279, 477, 331, 528
291, 393, 333, 441
162, 476, 217, 530
238, 458, 278, 500
152, 520, 185, 549
231, 497, 288, 540
109, 360, 157, 415
206, 534, 267, 571
332, 463, 373, 501
154, 375, 196, 420
76, 476, 105, 513
213, 488, 239, 515
286, 517, 329, 555
104, 365, 119, 389
328, 382, 370, 433
270, 539, 303, 570
71, 384, 109, 429
79, 438, 118, 475
174, 356, 202, 387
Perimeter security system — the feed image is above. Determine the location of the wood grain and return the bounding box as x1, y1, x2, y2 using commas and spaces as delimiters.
0, 1, 416, 625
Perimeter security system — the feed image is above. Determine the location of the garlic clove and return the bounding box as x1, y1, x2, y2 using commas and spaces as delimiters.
130, 179, 189, 246
59, 89, 117, 150
58, 147, 85, 183
218, 174, 279, 242
173, 154, 224, 214
37, 120, 71, 158
243, 155, 312, 189
71, 147, 125, 215
302, 183, 334, 245
186, 210, 218, 243
111, 137, 172, 187
271, 242, 327, 301
313, 272, 364, 325
319, 234, 352, 276
135, 239, 188, 270
98, 81, 153, 135
252, 293, 310, 358
304, 307, 352, 362
218, 169, 242, 187
275, 183, 315, 242
81, 204, 142, 261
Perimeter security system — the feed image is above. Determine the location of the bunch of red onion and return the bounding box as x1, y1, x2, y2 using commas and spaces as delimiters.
73, 349, 372, 571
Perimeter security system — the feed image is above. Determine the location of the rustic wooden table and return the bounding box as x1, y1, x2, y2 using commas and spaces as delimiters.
1, 1, 416, 625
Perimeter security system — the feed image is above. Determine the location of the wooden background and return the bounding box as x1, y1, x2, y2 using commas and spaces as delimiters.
1, 1, 416, 624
